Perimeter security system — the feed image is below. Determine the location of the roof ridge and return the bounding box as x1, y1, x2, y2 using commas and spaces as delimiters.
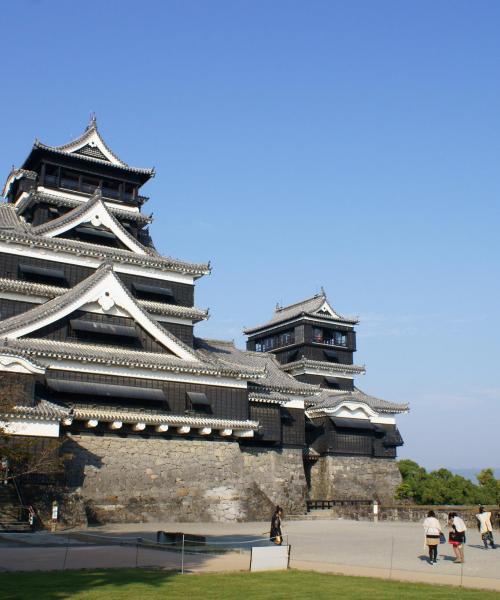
197, 337, 236, 347
276, 292, 324, 313
31, 118, 154, 176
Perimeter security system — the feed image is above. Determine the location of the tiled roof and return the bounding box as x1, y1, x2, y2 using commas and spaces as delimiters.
31, 189, 156, 256
0, 263, 200, 360
62, 402, 258, 430
33, 142, 154, 175
306, 387, 408, 414
0, 278, 208, 322
5, 338, 263, 379
195, 338, 319, 395
138, 299, 209, 322
7, 398, 71, 422
2, 168, 38, 197
281, 358, 366, 376
0, 203, 28, 232
244, 292, 358, 334
248, 390, 290, 405
17, 190, 152, 224
0, 211, 210, 277
30, 117, 154, 176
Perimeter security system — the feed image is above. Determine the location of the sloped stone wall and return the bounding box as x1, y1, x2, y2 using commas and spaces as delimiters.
62, 434, 307, 524
308, 455, 402, 504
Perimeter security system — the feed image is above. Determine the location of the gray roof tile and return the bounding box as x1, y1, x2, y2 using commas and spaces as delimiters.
31, 189, 156, 256
0, 204, 209, 277
17, 190, 152, 224
195, 338, 319, 395
244, 292, 358, 334
306, 387, 408, 414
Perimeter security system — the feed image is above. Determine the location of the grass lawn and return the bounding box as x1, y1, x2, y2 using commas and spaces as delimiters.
1, 569, 499, 600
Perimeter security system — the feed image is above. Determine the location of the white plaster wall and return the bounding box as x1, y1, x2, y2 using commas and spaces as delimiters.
0, 419, 60, 437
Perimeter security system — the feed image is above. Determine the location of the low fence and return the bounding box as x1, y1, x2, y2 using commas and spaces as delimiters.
1, 526, 500, 591
308, 500, 500, 528
0, 531, 288, 573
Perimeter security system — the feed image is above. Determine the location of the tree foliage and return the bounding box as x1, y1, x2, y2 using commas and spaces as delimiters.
396, 459, 500, 505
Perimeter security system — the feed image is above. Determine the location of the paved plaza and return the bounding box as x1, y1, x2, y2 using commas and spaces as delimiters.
1, 519, 499, 591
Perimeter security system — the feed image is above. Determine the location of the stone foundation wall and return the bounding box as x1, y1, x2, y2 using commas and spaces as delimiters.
308, 455, 402, 504
58, 434, 307, 525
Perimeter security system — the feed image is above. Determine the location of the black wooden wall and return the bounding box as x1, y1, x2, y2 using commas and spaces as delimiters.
0, 252, 194, 307
47, 368, 249, 420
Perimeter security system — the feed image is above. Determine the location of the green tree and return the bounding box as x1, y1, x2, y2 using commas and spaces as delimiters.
0, 373, 62, 482
477, 468, 500, 505
397, 460, 499, 505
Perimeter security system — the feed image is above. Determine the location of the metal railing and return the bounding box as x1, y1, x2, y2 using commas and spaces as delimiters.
307, 499, 373, 511
255, 336, 295, 352
312, 337, 348, 348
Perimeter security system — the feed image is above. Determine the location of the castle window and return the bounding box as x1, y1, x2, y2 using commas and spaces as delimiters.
68, 319, 139, 348
132, 282, 175, 302
44, 164, 59, 187
46, 378, 167, 402
186, 391, 212, 414
333, 331, 347, 346
102, 179, 121, 200
60, 169, 79, 191
123, 183, 136, 202
313, 327, 347, 347
313, 327, 323, 342
81, 176, 100, 195
254, 329, 294, 352
70, 319, 138, 338
19, 263, 66, 284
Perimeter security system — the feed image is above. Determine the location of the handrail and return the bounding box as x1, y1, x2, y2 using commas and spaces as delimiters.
307, 499, 373, 511
10, 477, 30, 525
11, 477, 24, 507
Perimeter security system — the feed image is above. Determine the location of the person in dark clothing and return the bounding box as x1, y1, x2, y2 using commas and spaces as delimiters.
270, 506, 283, 545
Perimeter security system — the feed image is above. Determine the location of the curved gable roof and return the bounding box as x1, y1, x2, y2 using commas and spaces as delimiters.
0, 262, 199, 362
244, 291, 359, 335
31, 189, 152, 255
24, 116, 154, 177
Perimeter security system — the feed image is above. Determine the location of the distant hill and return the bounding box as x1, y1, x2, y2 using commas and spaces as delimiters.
450, 468, 500, 483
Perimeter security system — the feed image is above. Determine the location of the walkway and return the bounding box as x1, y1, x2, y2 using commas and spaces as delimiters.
0, 519, 499, 591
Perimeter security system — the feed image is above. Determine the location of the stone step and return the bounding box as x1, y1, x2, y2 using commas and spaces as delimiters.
0, 512, 21, 519
0, 524, 31, 532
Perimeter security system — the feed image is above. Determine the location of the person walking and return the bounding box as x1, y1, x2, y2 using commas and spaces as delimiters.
423, 510, 442, 564
270, 506, 283, 545
448, 512, 467, 563
476, 506, 496, 549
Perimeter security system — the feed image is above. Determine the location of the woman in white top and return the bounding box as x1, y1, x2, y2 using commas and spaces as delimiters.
423, 510, 442, 564
476, 506, 495, 549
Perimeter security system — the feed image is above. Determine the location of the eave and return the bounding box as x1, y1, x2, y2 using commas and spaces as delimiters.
0, 229, 211, 277
5, 340, 264, 380
17, 190, 153, 225
281, 358, 366, 376
67, 406, 259, 431
0, 277, 209, 323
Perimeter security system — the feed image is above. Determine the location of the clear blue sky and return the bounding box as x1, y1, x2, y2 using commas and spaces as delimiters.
1, 1, 499, 471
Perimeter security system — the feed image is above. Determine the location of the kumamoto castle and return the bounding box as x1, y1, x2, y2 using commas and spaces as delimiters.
0, 118, 408, 525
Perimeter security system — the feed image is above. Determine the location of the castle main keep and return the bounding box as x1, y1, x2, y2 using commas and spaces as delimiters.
0, 119, 407, 524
